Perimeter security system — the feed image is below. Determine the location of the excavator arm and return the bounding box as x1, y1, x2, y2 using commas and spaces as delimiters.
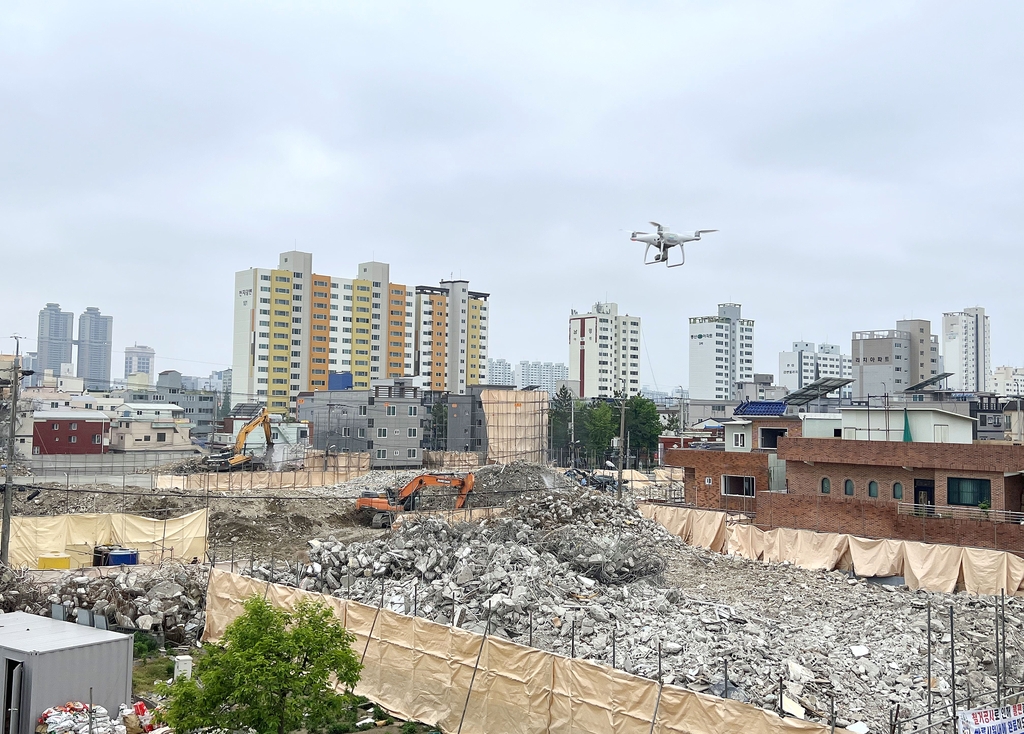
207, 408, 274, 470
454, 473, 475, 510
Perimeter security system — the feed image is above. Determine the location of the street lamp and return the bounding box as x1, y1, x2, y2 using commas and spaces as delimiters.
3, 335, 35, 566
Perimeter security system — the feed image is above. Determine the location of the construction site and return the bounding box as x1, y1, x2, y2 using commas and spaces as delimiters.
0, 453, 1019, 734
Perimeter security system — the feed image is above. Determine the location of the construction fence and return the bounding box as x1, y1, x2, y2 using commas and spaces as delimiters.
154, 454, 371, 491
204, 568, 842, 734
481, 389, 548, 465
640, 503, 1024, 597
12, 509, 208, 569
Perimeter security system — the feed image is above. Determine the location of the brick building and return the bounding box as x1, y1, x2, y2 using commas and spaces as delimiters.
31, 410, 110, 455
779, 437, 1024, 513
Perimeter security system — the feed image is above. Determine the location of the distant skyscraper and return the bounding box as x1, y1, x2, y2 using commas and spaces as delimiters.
36, 303, 74, 377
688, 303, 754, 400
124, 344, 156, 384
76, 307, 113, 390
487, 358, 514, 386
515, 361, 569, 395
943, 307, 992, 392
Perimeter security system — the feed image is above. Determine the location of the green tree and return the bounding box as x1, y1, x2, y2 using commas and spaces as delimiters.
160, 596, 361, 734
549, 385, 575, 458
625, 394, 662, 454
583, 401, 616, 458
664, 412, 681, 435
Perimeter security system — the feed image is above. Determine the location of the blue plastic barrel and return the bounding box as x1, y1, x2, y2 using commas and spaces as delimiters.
108, 549, 139, 565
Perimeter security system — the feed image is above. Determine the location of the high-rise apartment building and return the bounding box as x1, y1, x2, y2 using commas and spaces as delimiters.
36, 303, 74, 377
76, 307, 113, 390
414, 279, 489, 394
851, 319, 941, 399
568, 302, 641, 399
993, 366, 1024, 397
487, 358, 514, 386
124, 344, 156, 384
687, 303, 754, 400
234, 251, 487, 414
897, 319, 942, 389
942, 307, 992, 392
778, 342, 852, 398
515, 361, 569, 395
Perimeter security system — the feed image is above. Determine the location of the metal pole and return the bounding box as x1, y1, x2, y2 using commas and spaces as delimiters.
611, 629, 616, 669
2, 338, 21, 566
413, 583, 417, 618
1001, 589, 1007, 700
779, 678, 784, 716
657, 641, 662, 683
950, 606, 957, 725
723, 657, 728, 700
616, 380, 626, 502
528, 611, 533, 648
830, 694, 835, 734
570, 619, 575, 658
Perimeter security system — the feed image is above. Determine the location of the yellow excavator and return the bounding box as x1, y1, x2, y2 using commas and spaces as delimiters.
205, 408, 274, 471
355, 473, 476, 528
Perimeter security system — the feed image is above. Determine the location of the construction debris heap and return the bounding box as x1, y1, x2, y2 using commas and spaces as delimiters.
245, 486, 1023, 733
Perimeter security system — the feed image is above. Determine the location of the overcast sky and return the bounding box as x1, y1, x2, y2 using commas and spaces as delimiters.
2, 2, 1022, 390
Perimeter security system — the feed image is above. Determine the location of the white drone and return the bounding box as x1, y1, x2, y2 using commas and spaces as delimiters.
631, 222, 718, 268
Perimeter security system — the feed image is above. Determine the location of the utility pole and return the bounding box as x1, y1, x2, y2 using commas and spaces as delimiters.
3, 336, 23, 566
569, 397, 575, 468
616, 379, 626, 502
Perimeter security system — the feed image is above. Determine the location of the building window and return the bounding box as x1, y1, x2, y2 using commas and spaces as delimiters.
892, 482, 903, 500
386, 405, 397, 416
868, 481, 878, 498
144, 435, 151, 442
821, 478, 830, 494
376, 449, 387, 459
69, 422, 78, 430
358, 405, 367, 416
407, 448, 418, 458
69, 435, 77, 443
408, 428, 417, 438
721, 475, 755, 497
377, 428, 388, 438
844, 479, 854, 496
156, 432, 166, 442
358, 428, 366, 439
52, 423, 59, 430
93, 434, 102, 444
733, 432, 745, 448
947, 477, 991, 507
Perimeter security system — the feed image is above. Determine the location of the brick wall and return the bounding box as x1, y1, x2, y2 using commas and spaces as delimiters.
755, 492, 1024, 553
663, 448, 768, 513
747, 417, 802, 450
778, 436, 1024, 472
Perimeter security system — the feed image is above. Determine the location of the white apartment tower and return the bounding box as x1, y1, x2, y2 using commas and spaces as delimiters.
515, 361, 569, 394
568, 302, 641, 399
942, 307, 992, 392
487, 358, 514, 386
993, 366, 1024, 397
688, 303, 754, 400
778, 342, 852, 398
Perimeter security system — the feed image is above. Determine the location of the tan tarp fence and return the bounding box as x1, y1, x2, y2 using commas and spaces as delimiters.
154, 455, 370, 490
641, 503, 1024, 596
12, 509, 208, 568
204, 569, 843, 734
480, 389, 548, 465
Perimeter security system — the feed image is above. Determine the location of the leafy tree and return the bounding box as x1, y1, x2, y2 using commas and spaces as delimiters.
625, 394, 662, 454
160, 595, 361, 734
583, 401, 616, 458
549, 385, 575, 456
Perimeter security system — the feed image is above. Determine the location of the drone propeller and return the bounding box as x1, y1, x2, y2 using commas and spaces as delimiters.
649, 221, 666, 233
695, 229, 718, 235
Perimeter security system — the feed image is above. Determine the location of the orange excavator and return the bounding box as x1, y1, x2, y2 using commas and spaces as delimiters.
355, 473, 475, 528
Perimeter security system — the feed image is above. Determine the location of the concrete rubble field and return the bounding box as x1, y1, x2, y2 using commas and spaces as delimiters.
0, 562, 209, 644
245, 478, 1023, 734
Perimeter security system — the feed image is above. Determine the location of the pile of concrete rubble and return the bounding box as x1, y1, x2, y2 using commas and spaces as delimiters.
0, 563, 208, 643
246, 487, 1022, 733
